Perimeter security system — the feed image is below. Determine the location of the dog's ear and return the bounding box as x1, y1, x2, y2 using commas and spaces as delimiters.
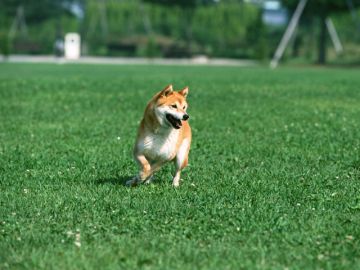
178, 87, 189, 98
161, 84, 173, 97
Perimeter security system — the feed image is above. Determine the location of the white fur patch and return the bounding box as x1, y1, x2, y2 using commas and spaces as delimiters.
139, 128, 179, 162
154, 105, 186, 127
154, 106, 169, 126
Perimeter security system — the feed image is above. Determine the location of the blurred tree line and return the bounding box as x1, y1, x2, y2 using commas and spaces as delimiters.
0, 0, 359, 63
83, 0, 265, 58
0, 0, 265, 59
0, 0, 79, 55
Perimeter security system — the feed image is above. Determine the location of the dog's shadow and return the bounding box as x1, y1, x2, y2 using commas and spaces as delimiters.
95, 175, 164, 186
95, 175, 131, 186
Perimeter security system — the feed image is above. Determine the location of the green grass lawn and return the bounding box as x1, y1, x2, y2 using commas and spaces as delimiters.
1, 63, 360, 269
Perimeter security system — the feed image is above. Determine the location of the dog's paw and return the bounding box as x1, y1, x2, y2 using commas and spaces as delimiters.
126, 178, 138, 187
144, 175, 154, 185
172, 175, 181, 187
172, 180, 180, 187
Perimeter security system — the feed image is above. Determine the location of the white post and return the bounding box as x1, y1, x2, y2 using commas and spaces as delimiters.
65, 33, 81, 59
270, 0, 308, 69
325, 18, 343, 54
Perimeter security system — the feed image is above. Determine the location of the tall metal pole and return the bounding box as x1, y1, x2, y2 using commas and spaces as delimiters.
270, 0, 308, 69
325, 18, 343, 54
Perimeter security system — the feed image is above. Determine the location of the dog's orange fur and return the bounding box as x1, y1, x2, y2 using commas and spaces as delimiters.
127, 85, 191, 187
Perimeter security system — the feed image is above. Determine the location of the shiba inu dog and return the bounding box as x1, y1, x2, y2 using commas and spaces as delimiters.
126, 84, 191, 187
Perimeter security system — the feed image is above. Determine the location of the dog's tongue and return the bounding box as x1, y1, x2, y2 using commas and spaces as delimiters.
176, 120, 182, 128
166, 114, 183, 129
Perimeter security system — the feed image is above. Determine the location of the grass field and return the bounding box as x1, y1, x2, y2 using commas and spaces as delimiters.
1, 63, 360, 269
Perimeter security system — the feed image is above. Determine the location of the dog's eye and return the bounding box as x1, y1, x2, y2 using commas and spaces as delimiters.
171, 104, 177, 109
183, 106, 186, 110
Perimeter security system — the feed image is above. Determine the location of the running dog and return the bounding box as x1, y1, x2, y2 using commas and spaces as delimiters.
126, 84, 191, 187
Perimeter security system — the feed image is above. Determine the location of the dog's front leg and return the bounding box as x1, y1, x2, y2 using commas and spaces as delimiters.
137, 155, 152, 182
126, 154, 151, 186
143, 161, 165, 184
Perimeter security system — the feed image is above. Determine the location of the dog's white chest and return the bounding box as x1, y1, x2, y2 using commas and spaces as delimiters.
140, 130, 179, 162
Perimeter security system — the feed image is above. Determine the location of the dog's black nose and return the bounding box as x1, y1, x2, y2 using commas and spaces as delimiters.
183, 114, 189, 121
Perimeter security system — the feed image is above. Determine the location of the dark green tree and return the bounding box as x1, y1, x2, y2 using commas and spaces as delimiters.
282, 0, 359, 64
0, 0, 76, 55
143, 0, 216, 7
143, 0, 217, 55
0, 0, 71, 24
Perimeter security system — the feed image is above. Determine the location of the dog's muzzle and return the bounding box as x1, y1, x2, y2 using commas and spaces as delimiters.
166, 114, 182, 129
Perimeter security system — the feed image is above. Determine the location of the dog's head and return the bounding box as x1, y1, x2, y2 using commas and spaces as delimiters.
153, 84, 189, 129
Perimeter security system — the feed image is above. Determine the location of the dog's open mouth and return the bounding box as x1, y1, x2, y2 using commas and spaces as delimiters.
166, 114, 182, 129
